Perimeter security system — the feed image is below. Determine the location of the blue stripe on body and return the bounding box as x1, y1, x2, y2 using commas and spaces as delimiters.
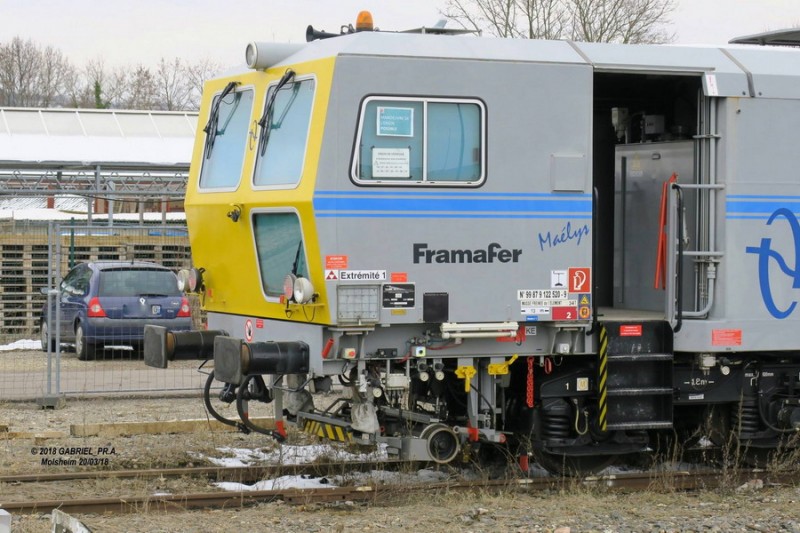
313, 191, 591, 219
727, 196, 800, 220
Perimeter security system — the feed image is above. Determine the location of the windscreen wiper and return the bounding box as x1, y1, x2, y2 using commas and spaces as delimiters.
291, 239, 303, 277
203, 81, 239, 158
257, 69, 296, 156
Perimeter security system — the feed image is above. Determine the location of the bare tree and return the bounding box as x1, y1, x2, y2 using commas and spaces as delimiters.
443, 0, 674, 43
1, 36, 219, 111
123, 65, 158, 109
444, 0, 516, 38
62, 59, 129, 109
64, 58, 104, 108
185, 58, 221, 110
104, 67, 130, 108
520, 0, 568, 39
444, 0, 566, 39
0, 37, 39, 106
0, 37, 74, 106
570, 0, 674, 43
155, 57, 192, 111
62, 67, 92, 108
36, 46, 71, 106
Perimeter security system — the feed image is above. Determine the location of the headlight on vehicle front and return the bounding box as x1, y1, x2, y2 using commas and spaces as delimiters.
283, 273, 296, 301
293, 277, 315, 304
178, 267, 204, 293
177, 269, 190, 292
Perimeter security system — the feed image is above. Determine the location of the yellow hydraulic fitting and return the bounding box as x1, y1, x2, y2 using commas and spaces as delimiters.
488, 354, 519, 375
455, 365, 477, 392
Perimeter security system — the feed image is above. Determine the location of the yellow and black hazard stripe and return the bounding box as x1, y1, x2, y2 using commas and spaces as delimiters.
303, 419, 353, 443
597, 325, 609, 432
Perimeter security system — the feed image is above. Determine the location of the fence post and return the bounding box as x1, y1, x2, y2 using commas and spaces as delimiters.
69, 218, 75, 270
36, 221, 65, 409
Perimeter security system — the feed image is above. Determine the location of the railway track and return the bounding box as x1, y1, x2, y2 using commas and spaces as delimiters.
0, 460, 409, 485
3, 467, 797, 515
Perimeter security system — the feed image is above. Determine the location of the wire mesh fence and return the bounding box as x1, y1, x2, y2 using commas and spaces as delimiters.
0, 220, 208, 402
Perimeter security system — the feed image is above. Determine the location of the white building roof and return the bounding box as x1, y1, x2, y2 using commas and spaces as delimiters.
0, 107, 197, 168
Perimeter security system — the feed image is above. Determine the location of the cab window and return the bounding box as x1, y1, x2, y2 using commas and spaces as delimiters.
199, 87, 254, 190
253, 212, 308, 299
254, 77, 315, 188
352, 97, 485, 185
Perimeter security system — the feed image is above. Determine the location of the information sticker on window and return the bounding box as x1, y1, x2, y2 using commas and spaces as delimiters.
373, 148, 410, 178
377, 106, 414, 137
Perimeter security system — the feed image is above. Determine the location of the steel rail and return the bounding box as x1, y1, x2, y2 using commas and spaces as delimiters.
4, 469, 798, 515
0, 460, 410, 485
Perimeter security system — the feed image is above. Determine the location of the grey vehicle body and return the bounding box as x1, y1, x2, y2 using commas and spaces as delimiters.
150, 29, 800, 469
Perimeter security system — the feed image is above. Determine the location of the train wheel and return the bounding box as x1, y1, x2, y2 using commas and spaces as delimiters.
420, 423, 461, 464
532, 449, 617, 476
202, 370, 245, 430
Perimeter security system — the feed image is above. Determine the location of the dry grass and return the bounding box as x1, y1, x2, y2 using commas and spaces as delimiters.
4, 392, 800, 532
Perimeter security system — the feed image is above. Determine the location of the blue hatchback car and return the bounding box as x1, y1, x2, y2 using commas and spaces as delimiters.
40, 261, 193, 360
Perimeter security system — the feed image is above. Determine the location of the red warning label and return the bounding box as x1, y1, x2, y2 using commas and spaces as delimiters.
568, 267, 591, 293
325, 255, 348, 269
619, 324, 642, 337
712, 329, 742, 346
551, 307, 578, 320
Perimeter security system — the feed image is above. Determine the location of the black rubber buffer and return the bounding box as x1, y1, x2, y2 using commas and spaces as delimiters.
213, 336, 310, 384
143, 325, 226, 369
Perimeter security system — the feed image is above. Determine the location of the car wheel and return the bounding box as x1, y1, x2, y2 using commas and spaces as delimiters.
40, 320, 56, 352
75, 324, 96, 361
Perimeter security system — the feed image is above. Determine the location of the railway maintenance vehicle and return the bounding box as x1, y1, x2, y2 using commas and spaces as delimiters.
145, 14, 800, 474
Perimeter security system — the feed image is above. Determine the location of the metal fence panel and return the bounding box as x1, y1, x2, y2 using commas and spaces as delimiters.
0, 220, 207, 401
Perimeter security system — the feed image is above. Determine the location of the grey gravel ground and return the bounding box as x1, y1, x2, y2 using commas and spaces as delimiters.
2, 394, 800, 532
9, 485, 800, 533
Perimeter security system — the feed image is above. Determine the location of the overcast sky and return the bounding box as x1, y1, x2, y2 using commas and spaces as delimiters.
2, 0, 799, 69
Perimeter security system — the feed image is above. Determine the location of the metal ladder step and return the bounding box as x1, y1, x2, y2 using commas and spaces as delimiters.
607, 421, 673, 430
606, 387, 673, 396
607, 352, 673, 362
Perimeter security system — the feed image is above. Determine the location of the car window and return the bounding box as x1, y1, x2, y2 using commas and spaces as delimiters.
62, 265, 90, 296
98, 269, 180, 297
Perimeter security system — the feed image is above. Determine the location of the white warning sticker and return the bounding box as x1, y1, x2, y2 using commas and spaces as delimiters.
520, 299, 577, 307
521, 307, 551, 315
551, 270, 568, 289
517, 289, 568, 300
339, 270, 387, 281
